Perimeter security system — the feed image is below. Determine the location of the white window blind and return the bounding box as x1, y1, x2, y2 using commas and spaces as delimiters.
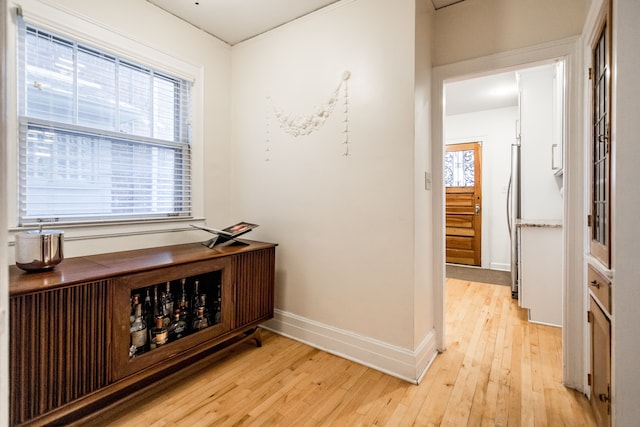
17, 19, 193, 226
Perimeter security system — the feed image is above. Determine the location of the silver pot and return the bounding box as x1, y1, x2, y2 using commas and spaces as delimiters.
15, 229, 64, 272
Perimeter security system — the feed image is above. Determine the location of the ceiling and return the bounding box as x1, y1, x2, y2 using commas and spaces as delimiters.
147, 0, 466, 46
431, 0, 465, 9
147, 0, 341, 45
445, 71, 519, 116
146, 0, 498, 114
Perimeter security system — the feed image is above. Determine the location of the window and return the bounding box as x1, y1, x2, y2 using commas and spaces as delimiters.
444, 149, 475, 187
17, 20, 193, 226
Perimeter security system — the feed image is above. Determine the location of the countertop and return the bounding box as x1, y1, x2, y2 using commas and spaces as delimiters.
516, 219, 563, 228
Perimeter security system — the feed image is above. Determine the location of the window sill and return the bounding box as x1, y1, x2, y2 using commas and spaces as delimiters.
8, 217, 206, 244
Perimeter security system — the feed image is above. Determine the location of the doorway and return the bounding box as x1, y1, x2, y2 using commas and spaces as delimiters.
432, 37, 584, 390
445, 142, 482, 266
443, 62, 567, 325
443, 61, 564, 283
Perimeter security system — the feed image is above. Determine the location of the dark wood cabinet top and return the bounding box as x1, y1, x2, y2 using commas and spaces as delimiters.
10, 240, 277, 296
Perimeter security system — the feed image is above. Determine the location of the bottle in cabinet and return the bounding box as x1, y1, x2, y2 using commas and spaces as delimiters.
213, 299, 221, 324
152, 285, 170, 328
150, 315, 168, 349
214, 284, 222, 324
191, 279, 200, 318
168, 309, 187, 341
159, 290, 170, 328
130, 303, 148, 356
178, 279, 189, 319
196, 293, 211, 325
192, 306, 210, 331
152, 285, 160, 315
130, 294, 140, 324
163, 281, 174, 318
142, 288, 152, 324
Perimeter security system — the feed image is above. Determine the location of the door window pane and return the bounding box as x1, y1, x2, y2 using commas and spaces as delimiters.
445, 149, 475, 187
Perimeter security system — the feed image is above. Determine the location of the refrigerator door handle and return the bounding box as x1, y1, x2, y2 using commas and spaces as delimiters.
507, 174, 512, 235
509, 142, 521, 299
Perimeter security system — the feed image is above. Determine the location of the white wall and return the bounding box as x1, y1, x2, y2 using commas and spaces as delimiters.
4, 0, 233, 261
611, 0, 640, 424
231, 0, 435, 380
432, 0, 590, 66
445, 106, 518, 271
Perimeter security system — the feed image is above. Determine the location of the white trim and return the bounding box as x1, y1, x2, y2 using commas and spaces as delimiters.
262, 309, 438, 384
17, 0, 199, 81
432, 36, 585, 391
445, 135, 486, 146
490, 262, 510, 272
7, 219, 205, 243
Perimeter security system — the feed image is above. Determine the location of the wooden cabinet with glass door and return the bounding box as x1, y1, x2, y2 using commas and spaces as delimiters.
8, 240, 276, 426
587, 1, 612, 426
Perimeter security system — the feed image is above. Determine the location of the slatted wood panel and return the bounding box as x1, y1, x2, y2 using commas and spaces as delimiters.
446, 192, 475, 209
446, 235, 474, 250
10, 280, 110, 426
446, 191, 481, 266
232, 247, 275, 329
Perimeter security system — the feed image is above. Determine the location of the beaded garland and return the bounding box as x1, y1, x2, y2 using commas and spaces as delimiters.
265, 71, 351, 161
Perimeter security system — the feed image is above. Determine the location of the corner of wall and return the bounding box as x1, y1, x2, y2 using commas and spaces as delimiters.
262, 310, 438, 383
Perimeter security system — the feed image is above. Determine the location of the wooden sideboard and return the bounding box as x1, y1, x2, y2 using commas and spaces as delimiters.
9, 240, 276, 426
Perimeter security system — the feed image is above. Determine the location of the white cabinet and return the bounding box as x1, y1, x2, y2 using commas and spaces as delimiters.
516, 63, 564, 328
519, 223, 563, 326
518, 65, 564, 221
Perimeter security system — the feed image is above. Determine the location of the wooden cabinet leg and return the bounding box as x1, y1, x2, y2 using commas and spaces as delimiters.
245, 327, 262, 347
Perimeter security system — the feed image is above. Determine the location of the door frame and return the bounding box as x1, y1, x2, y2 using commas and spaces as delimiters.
431, 37, 585, 391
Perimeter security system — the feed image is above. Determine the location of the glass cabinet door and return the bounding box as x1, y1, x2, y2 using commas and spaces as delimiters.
590, 10, 612, 268
128, 270, 223, 358
111, 257, 232, 381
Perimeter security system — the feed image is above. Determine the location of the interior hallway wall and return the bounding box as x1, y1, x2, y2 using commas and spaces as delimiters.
231, 0, 435, 380
432, 0, 590, 66
413, 0, 434, 354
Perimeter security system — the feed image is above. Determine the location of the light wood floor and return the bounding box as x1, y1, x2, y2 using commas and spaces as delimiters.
90, 279, 596, 426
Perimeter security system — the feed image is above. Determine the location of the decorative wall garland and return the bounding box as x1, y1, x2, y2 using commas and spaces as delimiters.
265, 70, 351, 161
